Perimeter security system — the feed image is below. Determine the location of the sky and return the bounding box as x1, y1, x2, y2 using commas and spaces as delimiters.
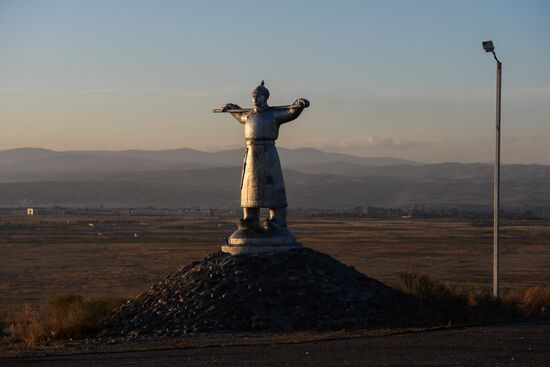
1, 0, 549, 163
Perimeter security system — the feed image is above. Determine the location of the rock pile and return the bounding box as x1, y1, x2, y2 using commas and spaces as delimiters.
105, 248, 414, 336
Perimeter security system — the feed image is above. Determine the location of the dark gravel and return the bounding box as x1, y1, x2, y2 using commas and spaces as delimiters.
105, 248, 413, 336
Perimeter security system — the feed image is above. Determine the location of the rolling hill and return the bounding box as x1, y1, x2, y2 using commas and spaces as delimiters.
0, 148, 548, 209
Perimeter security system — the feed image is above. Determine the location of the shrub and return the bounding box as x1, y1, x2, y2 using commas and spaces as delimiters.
6, 304, 48, 346
46, 294, 123, 339
7, 294, 124, 346
0, 314, 6, 336
397, 272, 468, 324
523, 286, 550, 318
466, 289, 519, 323
397, 272, 522, 325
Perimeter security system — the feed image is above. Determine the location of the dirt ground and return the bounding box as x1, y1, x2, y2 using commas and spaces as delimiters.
3, 322, 550, 367
1, 215, 549, 314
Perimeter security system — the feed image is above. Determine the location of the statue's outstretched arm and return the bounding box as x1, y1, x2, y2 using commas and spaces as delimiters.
222, 103, 247, 124
276, 98, 310, 125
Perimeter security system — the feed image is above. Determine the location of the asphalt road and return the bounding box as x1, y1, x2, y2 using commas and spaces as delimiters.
2, 322, 549, 367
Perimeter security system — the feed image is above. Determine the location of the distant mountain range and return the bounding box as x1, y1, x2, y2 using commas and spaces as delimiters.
0, 147, 419, 178
0, 148, 548, 209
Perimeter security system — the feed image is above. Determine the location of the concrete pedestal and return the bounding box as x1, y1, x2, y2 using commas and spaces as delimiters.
222, 226, 302, 255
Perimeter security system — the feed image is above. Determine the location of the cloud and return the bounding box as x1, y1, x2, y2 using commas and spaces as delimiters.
319, 136, 432, 152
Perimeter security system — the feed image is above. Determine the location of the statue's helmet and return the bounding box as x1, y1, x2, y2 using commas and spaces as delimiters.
252, 80, 269, 99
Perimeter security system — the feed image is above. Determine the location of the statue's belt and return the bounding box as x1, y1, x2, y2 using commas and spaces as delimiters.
245, 140, 275, 146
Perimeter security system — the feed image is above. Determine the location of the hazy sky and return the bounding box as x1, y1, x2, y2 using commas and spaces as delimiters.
1, 0, 549, 163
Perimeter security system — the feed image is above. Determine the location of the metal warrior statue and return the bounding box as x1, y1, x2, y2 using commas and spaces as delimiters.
214, 81, 310, 254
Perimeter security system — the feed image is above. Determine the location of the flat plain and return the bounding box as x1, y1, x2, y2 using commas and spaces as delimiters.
1, 215, 549, 314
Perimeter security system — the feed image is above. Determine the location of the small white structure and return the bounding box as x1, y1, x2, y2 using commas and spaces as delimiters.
26, 208, 35, 216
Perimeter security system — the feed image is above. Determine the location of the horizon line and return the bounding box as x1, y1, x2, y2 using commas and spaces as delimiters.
2, 146, 550, 166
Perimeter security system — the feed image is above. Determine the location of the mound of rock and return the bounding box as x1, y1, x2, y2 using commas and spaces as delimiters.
106, 248, 414, 336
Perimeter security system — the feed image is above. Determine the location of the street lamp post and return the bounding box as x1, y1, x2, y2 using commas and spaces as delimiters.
483, 40, 502, 299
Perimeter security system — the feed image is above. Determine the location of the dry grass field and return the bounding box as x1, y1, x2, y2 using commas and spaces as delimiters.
1, 215, 549, 314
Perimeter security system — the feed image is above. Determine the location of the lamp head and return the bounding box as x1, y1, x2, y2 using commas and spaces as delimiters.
482, 40, 494, 53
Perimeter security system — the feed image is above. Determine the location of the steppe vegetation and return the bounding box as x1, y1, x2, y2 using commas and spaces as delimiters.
1, 215, 549, 348
3, 276, 549, 348
5, 295, 123, 347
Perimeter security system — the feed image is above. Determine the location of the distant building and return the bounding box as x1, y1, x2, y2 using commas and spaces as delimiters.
27, 208, 35, 216
129, 209, 170, 216
365, 207, 403, 217
532, 207, 550, 219
351, 206, 363, 216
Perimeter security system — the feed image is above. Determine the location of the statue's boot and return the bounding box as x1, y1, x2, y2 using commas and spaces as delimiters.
224, 207, 300, 254
263, 207, 287, 231
239, 208, 261, 230
238, 218, 262, 230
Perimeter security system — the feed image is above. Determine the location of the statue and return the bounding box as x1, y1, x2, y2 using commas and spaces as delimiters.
214, 81, 310, 254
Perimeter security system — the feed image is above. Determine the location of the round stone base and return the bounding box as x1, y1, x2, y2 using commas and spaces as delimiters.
222, 226, 302, 255
221, 242, 302, 255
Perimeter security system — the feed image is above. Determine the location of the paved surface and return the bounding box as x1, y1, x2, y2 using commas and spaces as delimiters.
2, 323, 549, 366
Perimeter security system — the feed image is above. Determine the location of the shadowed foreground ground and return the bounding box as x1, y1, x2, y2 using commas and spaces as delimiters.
2, 322, 549, 366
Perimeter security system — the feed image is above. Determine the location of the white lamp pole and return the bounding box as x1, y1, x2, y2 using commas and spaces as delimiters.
483, 40, 502, 299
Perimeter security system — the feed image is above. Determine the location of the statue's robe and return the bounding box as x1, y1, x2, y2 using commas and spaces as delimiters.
238, 107, 302, 208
